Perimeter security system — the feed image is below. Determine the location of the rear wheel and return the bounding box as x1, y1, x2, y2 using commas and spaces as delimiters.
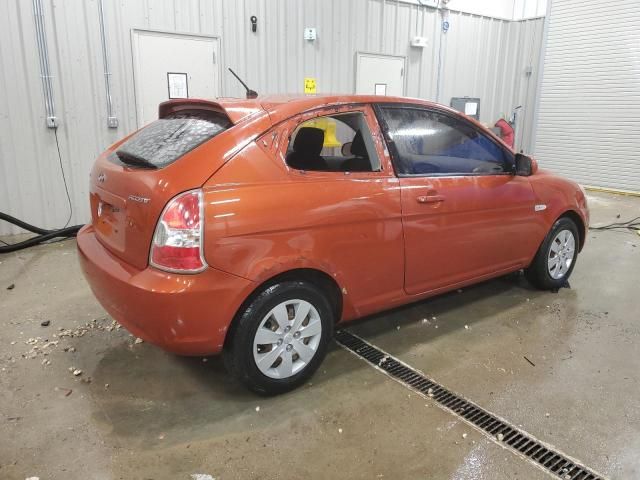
223, 281, 334, 395
525, 217, 579, 290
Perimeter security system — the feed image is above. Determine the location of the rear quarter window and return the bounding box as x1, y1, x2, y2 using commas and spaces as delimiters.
115, 112, 231, 168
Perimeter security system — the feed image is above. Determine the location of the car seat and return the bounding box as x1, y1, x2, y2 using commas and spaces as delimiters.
286, 127, 328, 171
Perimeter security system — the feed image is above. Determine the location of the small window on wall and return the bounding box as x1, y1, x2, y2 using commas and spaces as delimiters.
285, 112, 381, 172
378, 107, 513, 176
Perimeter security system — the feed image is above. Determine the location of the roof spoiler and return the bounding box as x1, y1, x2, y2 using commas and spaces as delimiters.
158, 98, 265, 125
158, 98, 230, 121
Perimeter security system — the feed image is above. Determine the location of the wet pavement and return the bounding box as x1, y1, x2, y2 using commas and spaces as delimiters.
0, 191, 638, 479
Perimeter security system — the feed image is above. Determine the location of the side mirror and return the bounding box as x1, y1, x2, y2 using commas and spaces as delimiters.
341, 142, 353, 156
515, 153, 538, 176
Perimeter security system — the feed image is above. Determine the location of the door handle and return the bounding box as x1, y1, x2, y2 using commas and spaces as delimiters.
416, 194, 445, 204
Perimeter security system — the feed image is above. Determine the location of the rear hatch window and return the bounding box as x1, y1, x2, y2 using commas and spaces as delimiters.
115, 111, 231, 168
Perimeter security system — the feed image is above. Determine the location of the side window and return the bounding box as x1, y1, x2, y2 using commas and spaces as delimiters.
378, 107, 513, 176
285, 112, 381, 172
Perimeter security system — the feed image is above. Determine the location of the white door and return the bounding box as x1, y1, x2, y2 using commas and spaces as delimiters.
355, 53, 405, 96
131, 30, 220, 127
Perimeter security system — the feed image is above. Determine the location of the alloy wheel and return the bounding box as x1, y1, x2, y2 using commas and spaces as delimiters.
547, 229, 576, 280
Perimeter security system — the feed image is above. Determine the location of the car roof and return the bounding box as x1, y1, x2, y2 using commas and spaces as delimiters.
211, 94, 452, 124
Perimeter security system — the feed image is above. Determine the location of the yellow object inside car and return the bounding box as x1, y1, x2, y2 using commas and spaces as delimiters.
303, 117, 342, 148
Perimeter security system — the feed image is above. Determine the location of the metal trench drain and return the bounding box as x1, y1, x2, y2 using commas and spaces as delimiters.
335, 330, 607, 480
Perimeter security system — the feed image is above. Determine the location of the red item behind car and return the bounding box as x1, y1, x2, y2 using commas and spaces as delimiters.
495, 118, 514, 148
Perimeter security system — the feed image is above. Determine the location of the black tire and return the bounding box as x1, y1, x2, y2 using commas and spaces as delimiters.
223, 281, 334, 395
525, 217, 580, 290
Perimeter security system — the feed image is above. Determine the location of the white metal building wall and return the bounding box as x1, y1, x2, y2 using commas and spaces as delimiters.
0, 0, 543, 235
534, 0, 640, 193
439, 14, 544, 152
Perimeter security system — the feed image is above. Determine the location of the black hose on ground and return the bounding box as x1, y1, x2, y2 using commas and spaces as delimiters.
0, 212, 83, 254
0, 212, 54, 235
589, 216, 640, 233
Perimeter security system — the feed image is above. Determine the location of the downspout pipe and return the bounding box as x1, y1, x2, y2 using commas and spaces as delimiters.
32, 0, 57, 128
530, 0, 552, 155
435, 6, 449, 103
98, 0, 118, 128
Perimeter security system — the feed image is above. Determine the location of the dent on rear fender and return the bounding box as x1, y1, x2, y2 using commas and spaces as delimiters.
201, 176, 356, 317
247, 256, 355, 315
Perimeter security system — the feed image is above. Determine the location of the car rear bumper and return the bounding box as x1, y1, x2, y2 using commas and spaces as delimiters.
77, 224, 254, 355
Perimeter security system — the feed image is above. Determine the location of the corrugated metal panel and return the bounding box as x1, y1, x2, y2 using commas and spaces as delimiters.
438, 13, 543, 153
534, 0, 640, 192
0, 0, 543, 235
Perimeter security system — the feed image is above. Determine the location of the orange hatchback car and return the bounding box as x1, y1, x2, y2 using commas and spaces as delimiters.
78, 95, 589, 394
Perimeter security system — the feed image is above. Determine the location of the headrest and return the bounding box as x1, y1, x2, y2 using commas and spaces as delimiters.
293, 127, 324, 157
351, 130, 368, 157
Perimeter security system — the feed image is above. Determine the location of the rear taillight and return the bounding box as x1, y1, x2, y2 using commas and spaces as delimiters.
150, 189, 207, 273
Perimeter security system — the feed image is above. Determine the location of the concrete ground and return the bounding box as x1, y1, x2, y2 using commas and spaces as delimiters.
1, 191, 638, 480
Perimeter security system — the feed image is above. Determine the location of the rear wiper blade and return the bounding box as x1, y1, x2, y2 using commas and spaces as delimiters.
114, 150, 158, 169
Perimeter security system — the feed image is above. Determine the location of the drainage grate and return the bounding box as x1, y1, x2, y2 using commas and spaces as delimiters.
335, 329, 606, 480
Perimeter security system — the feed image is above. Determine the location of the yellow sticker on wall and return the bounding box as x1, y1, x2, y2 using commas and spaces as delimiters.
304, 77, 317, 94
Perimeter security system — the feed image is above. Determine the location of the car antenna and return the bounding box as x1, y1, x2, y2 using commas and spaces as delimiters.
228, 67, 258, 99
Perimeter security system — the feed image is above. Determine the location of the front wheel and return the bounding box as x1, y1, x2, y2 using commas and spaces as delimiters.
223, 281, 334, 395
525, 217, 579, 290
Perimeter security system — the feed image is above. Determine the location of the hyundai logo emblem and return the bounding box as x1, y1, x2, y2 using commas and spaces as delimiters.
97, 173, 106, 183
